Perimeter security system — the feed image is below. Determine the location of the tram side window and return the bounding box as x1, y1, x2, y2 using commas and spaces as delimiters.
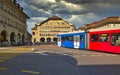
61, 36, 65, 41
91, 34, 98, 42
80, 35, 83, 42
68, 36, 73, 41
111, 33, 120, 46
61, 36, 69, 41
100, 34, 109, 42
66, 36, 69, 41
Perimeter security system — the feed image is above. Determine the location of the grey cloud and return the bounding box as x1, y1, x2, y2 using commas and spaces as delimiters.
17, 0, 120, 29
63, 0, 120, 5
62, 0, 120, 16
62, 0, 98, 4
18, 0, 120, 18
55, 0, 61, 2
17, 0, 52, 17
17, 0, 89, 17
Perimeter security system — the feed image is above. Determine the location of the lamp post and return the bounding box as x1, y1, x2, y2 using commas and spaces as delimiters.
32, 42, 35, 51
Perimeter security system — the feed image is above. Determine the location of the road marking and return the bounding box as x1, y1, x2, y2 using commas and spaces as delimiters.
97, 55, 103, 56
106, 54, 113, 56
0, 59, 4, 62
104, 54, 118, 57
0, 67, 7, 70
21, 70, 40, 74
12, 47, 33, 51
81, 55, 87, 56
0, 57, 10, 59
90, 55, 96, 56
110, 55, 117, 56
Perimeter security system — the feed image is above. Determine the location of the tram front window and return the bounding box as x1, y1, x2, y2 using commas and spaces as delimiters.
111, 33, 120, 46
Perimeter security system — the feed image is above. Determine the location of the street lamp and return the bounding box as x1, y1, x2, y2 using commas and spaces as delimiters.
32, 42, 35, 51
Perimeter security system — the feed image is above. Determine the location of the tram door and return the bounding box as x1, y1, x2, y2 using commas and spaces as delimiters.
85, 33, 89, 49
58, 36, 61, 46
74, 35, 80, 48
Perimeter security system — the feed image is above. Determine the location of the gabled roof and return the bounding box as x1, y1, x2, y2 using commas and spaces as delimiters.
78, 16, 120, 30
40, 16, 63, 25
94, 16, 120, 28
48, 16, 63, 20
34, 16, 73, 26
31, 25, 37, 30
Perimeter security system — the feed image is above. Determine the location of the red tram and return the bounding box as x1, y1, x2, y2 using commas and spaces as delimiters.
89, 29, 120, 53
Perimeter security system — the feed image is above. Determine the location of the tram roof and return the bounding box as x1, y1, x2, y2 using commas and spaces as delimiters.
58, 31, 85, 35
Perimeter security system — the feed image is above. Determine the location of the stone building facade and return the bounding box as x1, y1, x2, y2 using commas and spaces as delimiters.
32, 16, 74, 43
0, 0, 29, 46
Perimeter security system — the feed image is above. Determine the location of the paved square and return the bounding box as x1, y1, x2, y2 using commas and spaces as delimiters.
0, 45, 120, 75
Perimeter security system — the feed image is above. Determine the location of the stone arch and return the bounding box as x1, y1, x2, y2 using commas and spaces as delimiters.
0, 30, 8, 45
17, 33, 21, 45
40, 38, 45, 43
10, 32, 16, 45
46, 38, 51, 43
53, 37, 57, 42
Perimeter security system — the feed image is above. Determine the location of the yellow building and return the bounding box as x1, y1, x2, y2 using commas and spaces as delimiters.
32, 16, 74, 43
0, 0, 29, 46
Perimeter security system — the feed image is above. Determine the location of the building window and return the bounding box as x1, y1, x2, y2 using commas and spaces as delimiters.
100, 34, 109, 42
32, 32, 35, 35
57, 22, 60, 25
111, 33, 120, 46
0, 1, 3, 8
34, 38, 36, 43
91, 34, 99, 42
3, 5, 7, 10
0, 15, 2, 22
62, 22, 65, 25
49, 22, 52, 25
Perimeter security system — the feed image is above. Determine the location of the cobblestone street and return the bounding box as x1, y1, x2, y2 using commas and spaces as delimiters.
0, 44, 120, 75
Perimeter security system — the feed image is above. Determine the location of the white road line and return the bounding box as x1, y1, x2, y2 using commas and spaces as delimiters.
0, 67, 7, 70
81, 55, 87, 56
21, 70, 40, 75
90, 55, 96, 56
97, 55, 103, 56
0, 59, 4, 62
110, 55, 118, 56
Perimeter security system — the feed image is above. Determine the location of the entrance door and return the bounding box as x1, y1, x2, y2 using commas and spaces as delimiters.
74, 35, 80, 48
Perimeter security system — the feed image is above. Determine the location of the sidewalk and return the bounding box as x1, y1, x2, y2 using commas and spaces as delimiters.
0, 46, 33, 53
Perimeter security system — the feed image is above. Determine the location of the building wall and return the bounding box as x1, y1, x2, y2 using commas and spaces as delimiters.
32, 18, 73, 43
0, 0, 29, 46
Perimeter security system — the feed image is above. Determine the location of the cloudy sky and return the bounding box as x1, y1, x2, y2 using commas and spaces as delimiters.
16, 0, 120, 33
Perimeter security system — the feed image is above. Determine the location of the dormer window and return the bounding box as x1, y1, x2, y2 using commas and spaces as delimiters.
0, 1, 3, 8
11, 0, 16, 2
32, 32, 35, 35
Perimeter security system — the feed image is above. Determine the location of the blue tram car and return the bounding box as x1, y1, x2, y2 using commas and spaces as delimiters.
57, 31, 85, 49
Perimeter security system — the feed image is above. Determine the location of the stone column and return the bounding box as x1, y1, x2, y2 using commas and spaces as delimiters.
51, 37, 53, 42
7, 33, 10, 45
45, 37, 47, 43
